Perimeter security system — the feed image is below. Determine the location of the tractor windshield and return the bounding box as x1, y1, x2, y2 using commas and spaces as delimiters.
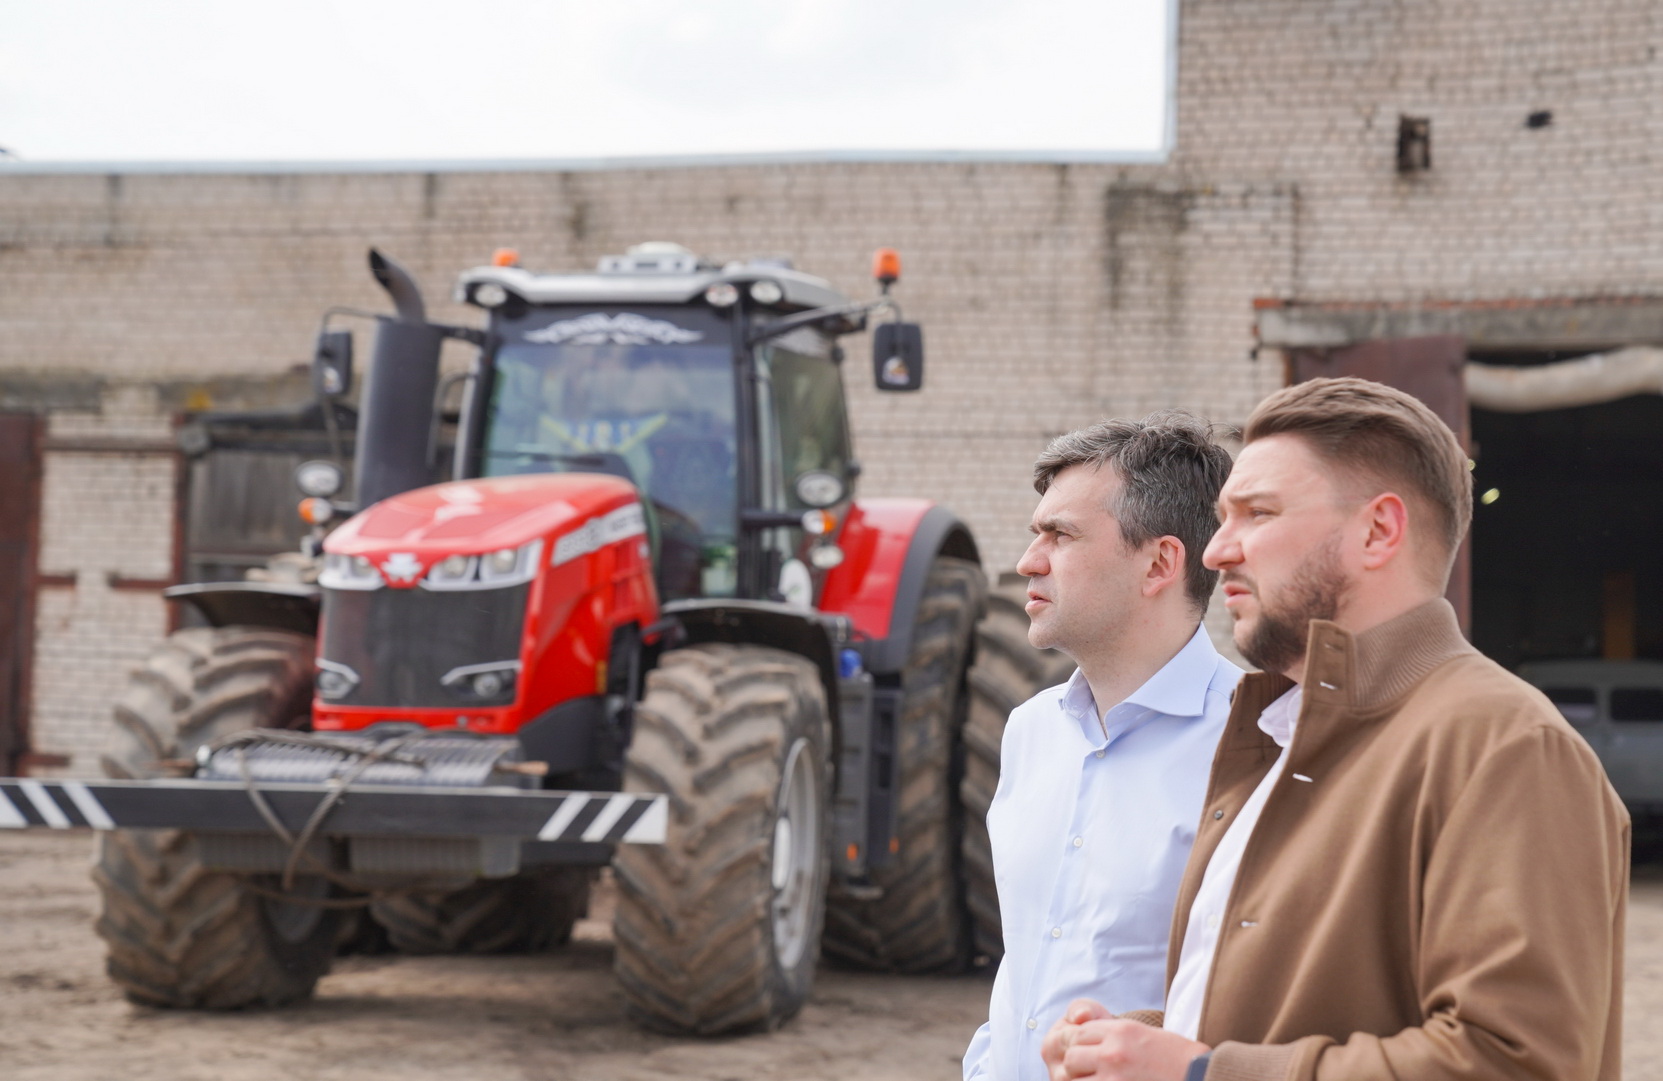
481, 342, 739, 599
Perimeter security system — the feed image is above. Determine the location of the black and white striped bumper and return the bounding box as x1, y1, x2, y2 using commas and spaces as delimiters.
0, 778, 667, 845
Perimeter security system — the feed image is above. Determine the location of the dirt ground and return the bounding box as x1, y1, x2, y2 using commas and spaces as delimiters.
2, 831, 1660, 1080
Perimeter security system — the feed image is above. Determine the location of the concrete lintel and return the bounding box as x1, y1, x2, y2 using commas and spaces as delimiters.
1257, 300, 1663, 352
0, 369, 312, 415
0, 372, 105, 412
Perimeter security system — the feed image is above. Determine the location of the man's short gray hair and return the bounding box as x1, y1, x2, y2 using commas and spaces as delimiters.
1033, 411, 1233, 611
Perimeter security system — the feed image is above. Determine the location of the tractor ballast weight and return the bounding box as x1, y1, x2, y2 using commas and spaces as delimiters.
25, 242, 1054, 1035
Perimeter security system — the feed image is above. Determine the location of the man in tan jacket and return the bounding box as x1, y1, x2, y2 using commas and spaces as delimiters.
1042, 377, 1629, 1081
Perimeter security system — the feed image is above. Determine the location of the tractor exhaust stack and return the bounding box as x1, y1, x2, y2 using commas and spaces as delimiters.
356, 249, 444, 508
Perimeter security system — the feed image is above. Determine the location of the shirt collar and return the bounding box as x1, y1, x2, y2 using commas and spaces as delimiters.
1257, 685, 1303, 748
1055, 623, 1225, 738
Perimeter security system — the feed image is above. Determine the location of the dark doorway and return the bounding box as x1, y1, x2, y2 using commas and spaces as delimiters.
1287, 335, 1471, 629
0, 413, 43, 775
1469, 354, 1663, 669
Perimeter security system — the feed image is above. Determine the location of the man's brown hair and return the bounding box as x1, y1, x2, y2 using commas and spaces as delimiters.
1242, 377, 1473, 578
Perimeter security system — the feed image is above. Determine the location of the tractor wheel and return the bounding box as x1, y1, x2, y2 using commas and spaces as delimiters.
960, 576, 1076, 962
822, 556, 984, 973
370, 868, 591, 955
612, 644, 831, 1035
92, 626, 342, 1009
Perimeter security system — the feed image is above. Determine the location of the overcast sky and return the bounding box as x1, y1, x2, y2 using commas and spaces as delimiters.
0, 0, 1170, 163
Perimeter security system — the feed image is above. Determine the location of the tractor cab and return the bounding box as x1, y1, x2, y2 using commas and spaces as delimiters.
454, 243, 878, 604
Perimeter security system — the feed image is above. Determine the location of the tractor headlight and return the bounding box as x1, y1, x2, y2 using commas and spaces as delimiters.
419, 539, 541, 590
316, 660, 361, 700
294, 459, 345, 498
478, 540, 540, 586
320, 552, 385, 590
424, 554, 477, 589
793, 470, 845, 508
473, 282, 510, 309
440, 661, 521, 702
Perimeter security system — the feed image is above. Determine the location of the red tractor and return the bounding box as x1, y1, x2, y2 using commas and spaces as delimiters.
3, 244, 1065, 1034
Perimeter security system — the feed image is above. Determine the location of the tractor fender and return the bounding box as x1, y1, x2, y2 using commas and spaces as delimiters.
819, 499, 981, 675
658, 599, 843, 720
164, 582, 321, 637
659, 598, 851, 797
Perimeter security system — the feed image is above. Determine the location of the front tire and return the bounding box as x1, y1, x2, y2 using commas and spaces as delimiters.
92, 626, 340, 1009
611, 644, 831, 1034
821, 556, 984, 973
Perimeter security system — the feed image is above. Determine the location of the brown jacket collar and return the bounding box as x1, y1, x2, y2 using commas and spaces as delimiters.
1229, 598, 1476, 729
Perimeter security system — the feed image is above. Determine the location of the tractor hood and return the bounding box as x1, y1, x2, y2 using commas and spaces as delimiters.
324, 473, 641, 564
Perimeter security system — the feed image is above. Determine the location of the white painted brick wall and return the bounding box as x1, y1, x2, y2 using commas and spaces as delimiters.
8, 0, 1660, 770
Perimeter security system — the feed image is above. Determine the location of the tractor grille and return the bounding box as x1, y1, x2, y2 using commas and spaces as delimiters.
318, 584, 530, 708
197, 731, 527, 787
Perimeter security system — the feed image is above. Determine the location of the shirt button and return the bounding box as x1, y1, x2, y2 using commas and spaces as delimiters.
1094, 750, 1105, 758
1213, 809, 1225, 820
1051, 926, 1062, 938
1206, 913, 1221, 931
1027, 1018, 1038, 1030
1072, 836, 1084, 848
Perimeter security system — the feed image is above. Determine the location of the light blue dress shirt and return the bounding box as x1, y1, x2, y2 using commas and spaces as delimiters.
962, 624, 1241, 1081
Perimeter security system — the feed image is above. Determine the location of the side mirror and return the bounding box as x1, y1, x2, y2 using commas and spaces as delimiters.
313, 329, 354, 399
873, 322, 924, 391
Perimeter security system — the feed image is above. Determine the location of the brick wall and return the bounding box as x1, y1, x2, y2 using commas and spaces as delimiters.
4, 0, 1659, 771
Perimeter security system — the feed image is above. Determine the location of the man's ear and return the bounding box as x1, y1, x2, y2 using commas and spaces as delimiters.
1358, 492, 1409, 570
1143, 535, 1186, 598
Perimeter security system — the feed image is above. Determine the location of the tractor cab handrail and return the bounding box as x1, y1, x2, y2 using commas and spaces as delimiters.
746, 296, 900, 348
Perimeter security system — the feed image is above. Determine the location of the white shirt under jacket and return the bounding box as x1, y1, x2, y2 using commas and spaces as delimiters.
962, 624, 1241, 1081
1163, 685, 1303, 1040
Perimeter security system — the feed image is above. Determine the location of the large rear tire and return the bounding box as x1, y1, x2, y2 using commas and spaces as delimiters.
370, 868, 591, 955
821, 556, 984, 973
960, 576, 1076, 962
612, 644, 831, 1035
92, 626, 341, 1009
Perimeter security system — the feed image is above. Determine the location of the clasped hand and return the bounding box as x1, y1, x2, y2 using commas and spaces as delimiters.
1040, 999, 1210, 1081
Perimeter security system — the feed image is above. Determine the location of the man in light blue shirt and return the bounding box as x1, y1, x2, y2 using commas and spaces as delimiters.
963, 412, 1239, 1081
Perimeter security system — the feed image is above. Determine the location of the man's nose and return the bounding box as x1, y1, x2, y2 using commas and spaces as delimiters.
1016, 536, 1046, 578
1202, 525, 1236, 571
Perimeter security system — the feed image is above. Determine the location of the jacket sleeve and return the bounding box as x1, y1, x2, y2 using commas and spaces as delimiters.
1207, 725, 1629, 1081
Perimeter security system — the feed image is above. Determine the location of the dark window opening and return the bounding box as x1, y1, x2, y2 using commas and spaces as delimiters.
1612, 688, 1663, 723
1397, 116, 1432, 172
1542, 686, 1598, 725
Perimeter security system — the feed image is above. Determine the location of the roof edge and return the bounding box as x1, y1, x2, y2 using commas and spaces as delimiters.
0, 146, 1169, 177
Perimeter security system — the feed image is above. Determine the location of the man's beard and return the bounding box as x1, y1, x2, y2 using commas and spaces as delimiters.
1235, 533, 1348, 676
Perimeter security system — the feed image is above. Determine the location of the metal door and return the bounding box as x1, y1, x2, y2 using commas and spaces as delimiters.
1286, 336, 1470, 631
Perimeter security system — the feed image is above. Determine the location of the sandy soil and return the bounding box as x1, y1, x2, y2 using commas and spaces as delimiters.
2, 831, 1660, 1079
